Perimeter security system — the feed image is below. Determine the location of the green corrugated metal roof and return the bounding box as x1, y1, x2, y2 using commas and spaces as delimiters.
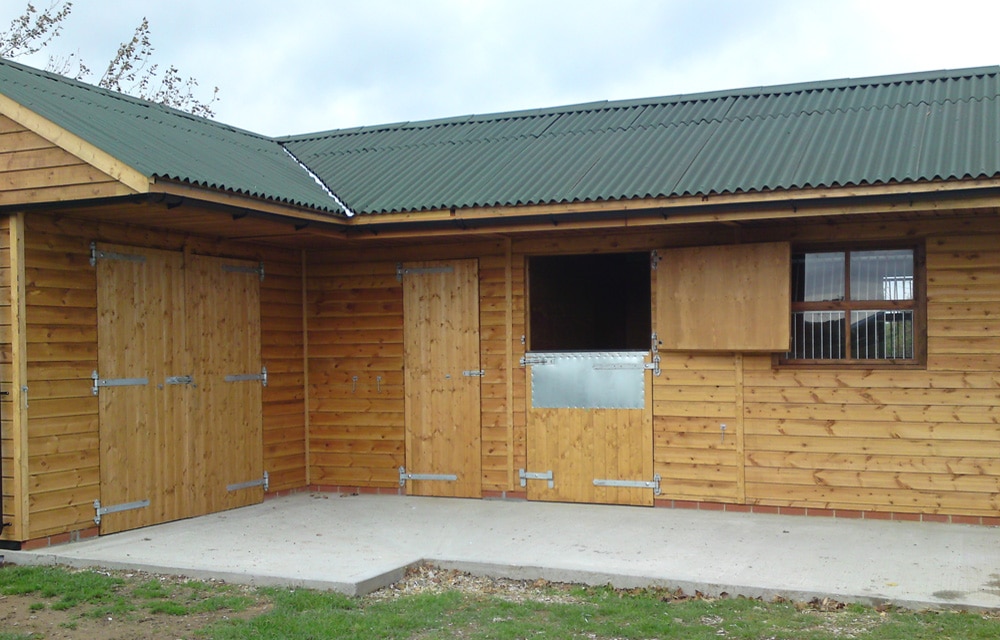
3, 58, 1000, 220
0, 58, 344, 215
281, 66, 1000, 215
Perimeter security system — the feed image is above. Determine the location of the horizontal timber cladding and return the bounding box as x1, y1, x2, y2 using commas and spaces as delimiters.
0, 115, 135, 206
740, 230, 1000, 517
305, 216, 1000, 518
21, 212, 305, 540
305, 240, 523, 492
653, 354, 741, 503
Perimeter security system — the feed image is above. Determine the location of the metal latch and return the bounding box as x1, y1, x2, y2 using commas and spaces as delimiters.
224, 366, 268, 387
94, 498, 150, 525
462, 369, 485, 377
519, 468, 554, 489
519, 354, 553, 367
648, 332, 661, 377
165, 375, 194, 385
399, 467, 458, 487
91, 370, 149, 396
593, 474, 661, 496
227, 471, 269, 493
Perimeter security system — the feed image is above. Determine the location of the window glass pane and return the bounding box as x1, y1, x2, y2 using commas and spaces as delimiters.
792, 252, 845, 302
789, 311, 845, 359
851, 310, 914, 359
850, 249, 913, 301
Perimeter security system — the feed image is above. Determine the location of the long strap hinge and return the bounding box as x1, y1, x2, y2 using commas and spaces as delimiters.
592, 474, 661, 496
398, 467, 458, 487
94, 498, 150, 525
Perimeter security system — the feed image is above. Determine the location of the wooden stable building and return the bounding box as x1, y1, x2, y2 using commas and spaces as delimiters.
2, 59, 1000, 547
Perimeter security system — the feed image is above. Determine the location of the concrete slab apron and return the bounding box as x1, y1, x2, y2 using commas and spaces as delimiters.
6, 493, 1000, 610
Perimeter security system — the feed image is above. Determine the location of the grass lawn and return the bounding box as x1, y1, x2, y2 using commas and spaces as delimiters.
1, 563, 998, 639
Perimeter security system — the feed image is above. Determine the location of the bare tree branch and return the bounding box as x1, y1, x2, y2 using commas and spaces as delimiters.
3, 3, 219, 117
0, 1, 72, 58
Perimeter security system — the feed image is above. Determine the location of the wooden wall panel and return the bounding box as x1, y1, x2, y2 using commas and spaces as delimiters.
23, 216, 97, 537
480, 253, 519, 491
739, 231, 1000, 516
21, 213, 305, 539
260, 259, 306, 492
0, 115, 135, 206
306, 261, 405, 487
306, 243, 521, 492
653, 354, 740, 502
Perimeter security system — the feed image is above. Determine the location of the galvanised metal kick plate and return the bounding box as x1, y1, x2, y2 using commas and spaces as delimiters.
528, 351, 647, 409
398, 467, 458, 487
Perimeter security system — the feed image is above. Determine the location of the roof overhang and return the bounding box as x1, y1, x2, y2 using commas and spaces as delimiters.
335, 177, 1000, 241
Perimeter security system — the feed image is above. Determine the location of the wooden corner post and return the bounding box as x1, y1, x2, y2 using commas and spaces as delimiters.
8, 212, 29, 541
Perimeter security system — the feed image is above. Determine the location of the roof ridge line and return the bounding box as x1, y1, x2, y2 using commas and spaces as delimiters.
279, 66, 1000, 142
0, 56, 278, 144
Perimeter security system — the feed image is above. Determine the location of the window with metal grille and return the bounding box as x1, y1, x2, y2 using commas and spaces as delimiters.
785, 248, 919, 364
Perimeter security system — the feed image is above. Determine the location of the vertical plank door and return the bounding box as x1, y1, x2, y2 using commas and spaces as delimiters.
186, 254, 263, 515
97, 245, 187, 534
526, 365, 654, 506
402, 259, 482, 498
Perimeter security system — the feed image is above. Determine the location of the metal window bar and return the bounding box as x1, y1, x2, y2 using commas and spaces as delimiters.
790, 311, 845, 359
850, 310, 913, 359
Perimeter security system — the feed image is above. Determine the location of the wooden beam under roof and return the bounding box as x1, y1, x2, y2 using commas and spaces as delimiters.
343, 177, 1000, 229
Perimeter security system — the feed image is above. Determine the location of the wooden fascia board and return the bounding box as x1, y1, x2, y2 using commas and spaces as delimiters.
0, 93, 151, 194
345, 178, 1000, 230
151, 180, 350, 228
336, 184, 1000, 241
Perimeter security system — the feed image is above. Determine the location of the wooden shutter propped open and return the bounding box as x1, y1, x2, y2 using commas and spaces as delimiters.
656, 242, 791, 352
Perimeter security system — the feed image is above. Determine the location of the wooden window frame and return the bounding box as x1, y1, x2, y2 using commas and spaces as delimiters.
779, 242, 926, 369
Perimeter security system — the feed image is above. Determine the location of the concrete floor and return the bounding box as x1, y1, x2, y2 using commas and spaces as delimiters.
5, 493, 1000, 610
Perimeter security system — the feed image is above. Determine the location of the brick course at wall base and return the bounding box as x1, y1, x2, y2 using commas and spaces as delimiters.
653, 499, 1000, 527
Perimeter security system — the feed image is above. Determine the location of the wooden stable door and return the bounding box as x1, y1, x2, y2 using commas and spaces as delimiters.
185, 254, 264, 516
96, 246, 263, 534
402, 259, 482, 498
526, 362, 654, 506
97, 246, 187, 534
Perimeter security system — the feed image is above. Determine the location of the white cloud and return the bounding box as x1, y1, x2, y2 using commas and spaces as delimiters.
6, 0, 998, 135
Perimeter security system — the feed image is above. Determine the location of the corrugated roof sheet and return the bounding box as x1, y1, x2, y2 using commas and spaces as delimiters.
4, 59, 999, 219
281, 66, 1000, 215
0, 58, 343, 215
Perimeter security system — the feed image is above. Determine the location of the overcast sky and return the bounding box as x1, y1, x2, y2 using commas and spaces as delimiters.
7, 0, 999, 137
